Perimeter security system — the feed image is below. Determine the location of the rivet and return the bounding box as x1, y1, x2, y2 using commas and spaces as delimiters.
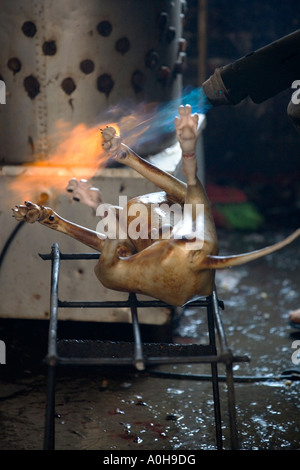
145, 50, 159, 69
61, 77, 76, 95
7, 57, 22, 74
166, 26, 176, 43
23, 75, 40, 99
97, 74, 114, 97
180, 13, 185, 28
22, 21, 37, 37
158, 12, 168, 30
97, 20, 112, 37
178, 38, 187, 52
115, 37, 130, 55
174, 52, 186, 75
131, 70, 145, 93
157, 66, 171, 84
80, 59, 95, 75
42, 40, 57, 56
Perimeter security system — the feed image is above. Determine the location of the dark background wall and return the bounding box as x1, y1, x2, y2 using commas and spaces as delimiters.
183, 0, 300, 228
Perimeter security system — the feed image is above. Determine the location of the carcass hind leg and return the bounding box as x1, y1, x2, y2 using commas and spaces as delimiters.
175, 105, 212, 211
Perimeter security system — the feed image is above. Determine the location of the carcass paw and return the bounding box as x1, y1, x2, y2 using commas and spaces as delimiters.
12, 201, 44, 224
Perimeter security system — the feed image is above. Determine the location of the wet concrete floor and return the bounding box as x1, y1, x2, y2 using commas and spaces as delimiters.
0, 229, 299, 451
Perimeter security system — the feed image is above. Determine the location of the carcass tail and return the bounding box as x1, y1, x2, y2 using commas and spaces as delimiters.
203, 228, 300, 270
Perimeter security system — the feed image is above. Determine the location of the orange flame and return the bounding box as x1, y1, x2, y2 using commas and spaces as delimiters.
9, 120, 120, 203
9, 98, 158, 205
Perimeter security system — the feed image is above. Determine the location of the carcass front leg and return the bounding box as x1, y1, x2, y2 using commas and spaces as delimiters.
12, 201, 46, 224
12, 201, 106, 252
101, 127, 187, 204
66, 178, 102, 211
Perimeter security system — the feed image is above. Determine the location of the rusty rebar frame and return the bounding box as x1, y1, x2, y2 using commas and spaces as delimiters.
40, 243, 250, 451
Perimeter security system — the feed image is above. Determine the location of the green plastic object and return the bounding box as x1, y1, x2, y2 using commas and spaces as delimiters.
214, 202, 264, 230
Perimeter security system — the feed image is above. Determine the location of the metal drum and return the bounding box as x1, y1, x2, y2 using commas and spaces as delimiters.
0, 0, 186, 164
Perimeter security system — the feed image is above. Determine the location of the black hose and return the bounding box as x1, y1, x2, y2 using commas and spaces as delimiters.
0, 221, 25, 269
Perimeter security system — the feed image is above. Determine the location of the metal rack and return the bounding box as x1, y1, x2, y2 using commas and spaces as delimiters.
40, 243, 250, 451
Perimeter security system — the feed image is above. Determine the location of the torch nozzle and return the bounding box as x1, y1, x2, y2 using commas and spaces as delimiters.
202, 30, 300, 106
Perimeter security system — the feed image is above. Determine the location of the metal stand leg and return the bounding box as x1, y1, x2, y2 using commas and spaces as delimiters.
129, 293, 145, 371
44, 365, 56, 450
207, 293, 223, 450
212, 287, 240, 450
43, 243, 60, 450
225, 362, 239, 450
211, 362, 223, 450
